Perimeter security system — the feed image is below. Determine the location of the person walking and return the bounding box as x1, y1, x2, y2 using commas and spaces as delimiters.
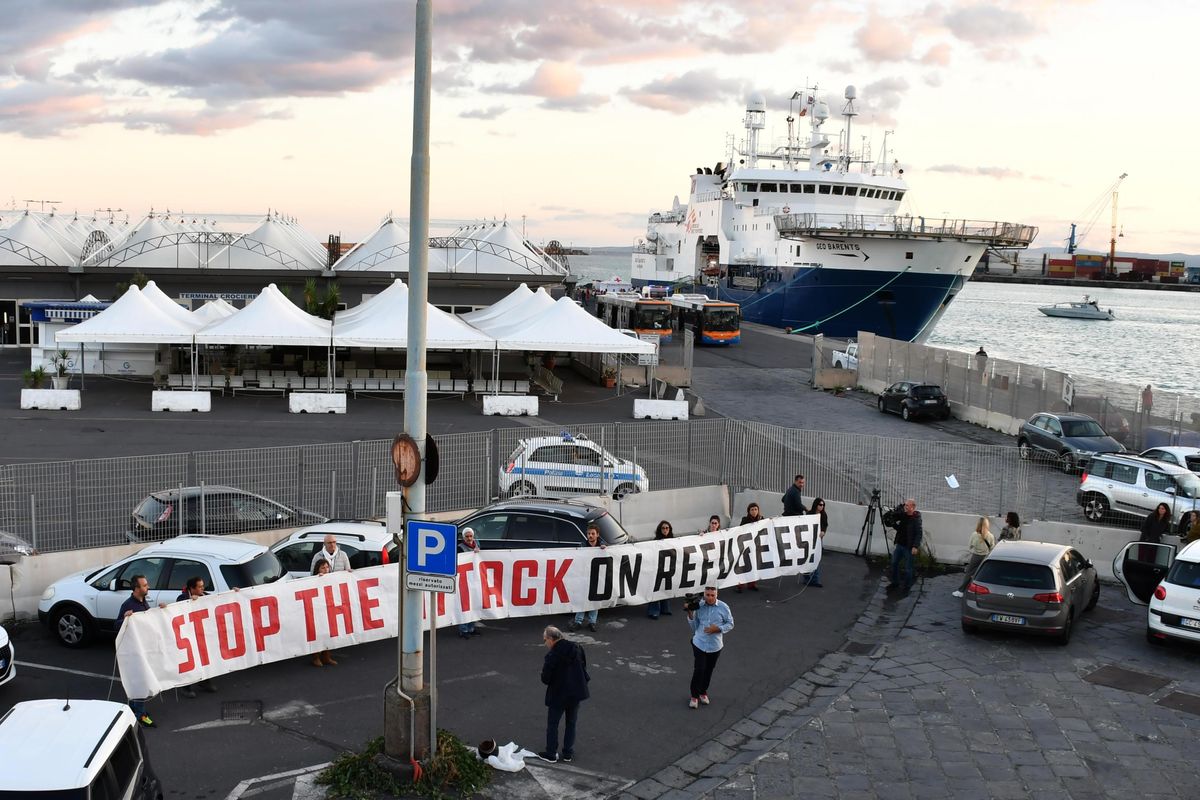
647, 521, 675, 619
457, 528, 482, 639
310, 534, 352, 573
1140, 503, 1172, 544
570, 525, 605, 632
736, 503, 764, 592
538, 625, 590, 763
998, 511, 1022, 541
117, 575, 157, 728
805, 498, 828, 588
952, 517, 995, 598
310, 560, 338, 667
175, 577, 217, 697
686, 586, 734, 709
887, 499, 923, 593
782, 475, 807, 516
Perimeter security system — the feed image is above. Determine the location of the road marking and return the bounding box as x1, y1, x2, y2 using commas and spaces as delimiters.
442, 669, 500, 685
177, 718, 252, 732
17, 660, 117, 681
223, 763, 330, 800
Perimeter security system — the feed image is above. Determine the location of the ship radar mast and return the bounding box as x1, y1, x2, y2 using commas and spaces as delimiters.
743, 95, 766, 169
839, 85, 858, 172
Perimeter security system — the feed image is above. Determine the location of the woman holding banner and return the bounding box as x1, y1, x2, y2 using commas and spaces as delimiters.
310, 561, 337, 667
804, 499, 827, 588
735, 504, 763, 592
570, 525, 606, 632
647, 521, 675, 619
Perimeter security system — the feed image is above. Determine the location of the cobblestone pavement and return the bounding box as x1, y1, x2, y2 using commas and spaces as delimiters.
616, 572, 1200, 800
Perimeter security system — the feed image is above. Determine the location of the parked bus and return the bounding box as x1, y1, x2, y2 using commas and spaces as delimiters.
596, 293, 674, 343
668, 294, 741, 345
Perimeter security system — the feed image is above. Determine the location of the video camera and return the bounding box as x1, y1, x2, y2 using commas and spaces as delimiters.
682, 593, 703, 612
882, 505, 902, 529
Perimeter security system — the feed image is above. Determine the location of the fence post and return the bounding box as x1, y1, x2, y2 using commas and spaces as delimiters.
330, 470, 338, 518
200, 479, 206, 535
351, 440, 361, 518
371, 466, 379, 518
70, 461, 80, 549
29, 494, 37, 553
178, 482, 184, 538
296, 450, 305, 511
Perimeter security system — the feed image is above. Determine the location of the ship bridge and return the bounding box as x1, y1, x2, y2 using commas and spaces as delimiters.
775, 212, 1038, 247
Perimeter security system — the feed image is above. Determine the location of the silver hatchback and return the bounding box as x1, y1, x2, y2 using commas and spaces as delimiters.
960, 541, 1099, 644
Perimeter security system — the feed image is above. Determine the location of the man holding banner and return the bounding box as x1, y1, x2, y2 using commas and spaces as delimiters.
686, 586, 734, 709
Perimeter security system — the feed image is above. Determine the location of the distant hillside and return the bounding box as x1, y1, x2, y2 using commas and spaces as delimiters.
1026, 245, 1195, 262
578, 246, 634, 255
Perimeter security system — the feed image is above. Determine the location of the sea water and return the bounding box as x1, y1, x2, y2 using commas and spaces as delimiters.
568, 254, 1199, 396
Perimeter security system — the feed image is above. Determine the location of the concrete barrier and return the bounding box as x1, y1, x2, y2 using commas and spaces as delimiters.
289, 392, 347, 414
813, 368, 857, 390
152, 390, 211, 412
20, 389, 81, 411
482, 395, 538, 416
571, 485, 730, 542
633, 398, 688, 420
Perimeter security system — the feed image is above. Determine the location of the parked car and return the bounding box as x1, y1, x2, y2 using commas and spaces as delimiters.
960, 540, 1099, 644
0, 699, 163, 798
876, 381, 951, 421
1076, 453, 1200, 529
0, 625, 13, 688
271, 520, 396, 578
500, 433, 649, 500
832, 340, 858, 370
38, 535, 288, 648
1139, 446, 1200, 475
1113, 539, 1200, 645
0, 530, 34, 563
456, 498, 632, 550
1017, 412, 1123, 473
130, 485, 326, 541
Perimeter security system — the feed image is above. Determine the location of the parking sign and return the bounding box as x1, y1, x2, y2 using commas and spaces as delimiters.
405, 519, 458, 582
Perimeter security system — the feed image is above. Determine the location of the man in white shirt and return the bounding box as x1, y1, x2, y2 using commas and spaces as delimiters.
310, 535, 352, 573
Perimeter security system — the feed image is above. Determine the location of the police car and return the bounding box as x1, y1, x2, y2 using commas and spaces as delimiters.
500, 433, 649, 500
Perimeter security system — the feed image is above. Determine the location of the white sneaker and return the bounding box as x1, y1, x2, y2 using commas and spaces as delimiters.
688, 697, 699, 709
951, 590, 964, 598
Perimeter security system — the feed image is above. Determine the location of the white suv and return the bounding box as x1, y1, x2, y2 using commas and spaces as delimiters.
38, 535, 287, 648
500, 433, 649, 500
1076, 453, 1200, 529
1140, 446, 1200, 475
270, 520, 397, 578
1115, 539, 1200, 645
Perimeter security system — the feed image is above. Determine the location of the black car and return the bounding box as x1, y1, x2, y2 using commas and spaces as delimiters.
130, 485, 326, 541
1018, 412, 1123, 474
877, 381, 951, 421
455, 499, 632, 549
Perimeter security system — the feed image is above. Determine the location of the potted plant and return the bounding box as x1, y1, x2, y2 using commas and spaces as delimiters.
49, 350, 71, 389
601, 367, 617, 388
23, 366, 47, 389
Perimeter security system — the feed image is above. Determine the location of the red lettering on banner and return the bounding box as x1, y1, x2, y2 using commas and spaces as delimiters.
173, 615, 195, 674
250, 596, 280, 652
479, 561, 504, 609
215, 602, 246, 659
457, 562, 475, 611
545, 559, 572, 604
188, 608, 212, 667
358, 578, 384, 630
513, 560, 538, 606
435, 590, 446, 617
324, 583, 354, 637
294, 587, 320, 642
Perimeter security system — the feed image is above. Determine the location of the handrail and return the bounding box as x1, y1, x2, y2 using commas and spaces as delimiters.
773, 213, 1038, 246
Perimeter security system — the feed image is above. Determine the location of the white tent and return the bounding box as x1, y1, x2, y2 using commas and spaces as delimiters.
460, 283, 535, 326
462, 287, 557, 334
333, 279, 494, 350
56, 286, 196, 344
485, 297, 657, 354
332, 216, 410, 272
195, 284, 331, 346
0, 212, 76, 267
192, 298, 238, 325
141, 281, 203, 330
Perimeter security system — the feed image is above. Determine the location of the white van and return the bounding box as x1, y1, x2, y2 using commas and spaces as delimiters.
0, 699, 164, 798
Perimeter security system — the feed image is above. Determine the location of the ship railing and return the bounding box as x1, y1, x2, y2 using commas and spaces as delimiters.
694, 191, 723, 203
773, 213, 1039, 246
649, 211, 686, 223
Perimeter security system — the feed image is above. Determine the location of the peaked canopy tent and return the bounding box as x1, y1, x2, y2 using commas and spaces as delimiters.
191, 298, 238, 325
462, 286, 557, 334
485, 297, 657, 354
332, 279, 494, 350
141, 281, 204, 328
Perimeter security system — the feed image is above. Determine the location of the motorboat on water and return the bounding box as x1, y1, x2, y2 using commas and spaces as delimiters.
629, 83, 1038, 342
1038, 295, 1115, 320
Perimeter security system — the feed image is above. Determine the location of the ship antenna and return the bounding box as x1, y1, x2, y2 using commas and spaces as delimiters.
841, 85, 858, 172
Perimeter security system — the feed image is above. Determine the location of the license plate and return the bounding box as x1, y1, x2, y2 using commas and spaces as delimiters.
924, 399, 937, 405
1181, 618, 1200, 630
990, 614, 1026, 625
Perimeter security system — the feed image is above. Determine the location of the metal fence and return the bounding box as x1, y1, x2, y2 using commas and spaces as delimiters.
0, 417, 1073, 555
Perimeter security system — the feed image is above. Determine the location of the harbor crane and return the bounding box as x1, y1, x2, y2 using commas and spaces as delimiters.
1067, 172, 1127, 256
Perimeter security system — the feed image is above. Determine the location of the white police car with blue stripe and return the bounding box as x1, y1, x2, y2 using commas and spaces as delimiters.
501, 432, 649, 500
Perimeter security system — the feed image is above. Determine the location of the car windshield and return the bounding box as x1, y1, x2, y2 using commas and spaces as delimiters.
1166, 559, 1200, 589
1185, 456, 1200, 473
973, 559, 1056, 590
704, 308, 740, 332
220, 551, 286, 588
134, 495, 171, 525
912, 386, 944, 399
1177, 473, 1200, 499
1061, 420, 1105, 437
591, 512, 631, 545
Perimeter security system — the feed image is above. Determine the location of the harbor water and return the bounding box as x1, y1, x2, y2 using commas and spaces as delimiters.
569, 254, 1200, 397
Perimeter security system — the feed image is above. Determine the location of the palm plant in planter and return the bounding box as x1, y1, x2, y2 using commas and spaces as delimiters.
23, 366, 47, 389
49, 350, 72, 389
601, 366, 617, 388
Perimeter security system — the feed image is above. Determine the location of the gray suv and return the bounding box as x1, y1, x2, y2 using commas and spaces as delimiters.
1017, 412, 1123, 474
1077, 453, 1200, 529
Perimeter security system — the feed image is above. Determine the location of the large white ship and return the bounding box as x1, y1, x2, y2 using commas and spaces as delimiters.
631, 86, 1038, 342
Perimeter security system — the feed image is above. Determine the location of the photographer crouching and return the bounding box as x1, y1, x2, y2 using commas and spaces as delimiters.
885, 499, 923, 593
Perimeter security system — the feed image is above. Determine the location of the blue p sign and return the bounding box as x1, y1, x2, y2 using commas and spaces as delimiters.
405, 519, 458, 577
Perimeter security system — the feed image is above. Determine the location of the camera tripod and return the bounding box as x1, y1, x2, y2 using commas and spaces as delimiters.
855, 490, 888, 558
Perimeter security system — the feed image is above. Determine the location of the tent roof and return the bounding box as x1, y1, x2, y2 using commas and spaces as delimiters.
0, 213, 75, 267
55, 286, 197, 344
486, 297, 658, 353
460, 283, 534, 325
195, 284, 331, 346
141, 281, 202, 329
463, 287, 557, 335
332, 217, 410, 272
333, 279, 494, 350
191, 298, 238, 324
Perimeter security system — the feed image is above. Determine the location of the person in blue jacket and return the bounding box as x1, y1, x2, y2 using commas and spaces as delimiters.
686, 586, 734, 709
538, 625, 590, 763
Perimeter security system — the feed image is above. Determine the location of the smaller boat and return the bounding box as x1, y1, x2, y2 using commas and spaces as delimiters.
1038, 295, 1115, 320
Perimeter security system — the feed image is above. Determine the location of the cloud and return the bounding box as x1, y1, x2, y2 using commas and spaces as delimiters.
119, 102, 292, 135
928, 164, 1027, 179
0, 84, 107, 136
943, 5, 1036, 46
623, 69, 745, 114
459, 105, 508, 120
858, 77, 909, 125
920, 43, 953, 66
854, 15, 915, 62
518, 61, 583, 100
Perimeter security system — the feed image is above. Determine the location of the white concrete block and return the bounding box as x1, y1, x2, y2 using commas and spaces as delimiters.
482, 394, 539, 416
289, 392, 347, 414
633, 398, 688, 420
20, 389, 81, 411
152, 390, 211, 412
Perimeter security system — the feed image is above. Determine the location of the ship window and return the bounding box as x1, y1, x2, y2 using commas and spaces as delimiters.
790, 184, 803, 193
887, 191, 896, 200
803, 184, 815, 194
832, 185, 844, 195
742, 183, 758, 192
752, 198, 759, 207
895, 191, 905, 201
845, 187, 858, 196
906, 252, 914, 259
760, 182, 777, 192
818, 185, 831, 195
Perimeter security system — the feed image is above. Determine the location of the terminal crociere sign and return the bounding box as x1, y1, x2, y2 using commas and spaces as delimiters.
114, 515, 821, 699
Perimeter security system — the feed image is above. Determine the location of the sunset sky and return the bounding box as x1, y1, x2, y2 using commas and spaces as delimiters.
2, 1, 1196, 254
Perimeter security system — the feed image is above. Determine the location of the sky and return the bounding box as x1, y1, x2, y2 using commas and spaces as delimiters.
2, 0, 1197, 253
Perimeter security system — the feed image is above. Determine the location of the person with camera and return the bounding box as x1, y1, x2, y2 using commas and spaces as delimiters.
886, 498, 923, 593
685, 586, 734, 709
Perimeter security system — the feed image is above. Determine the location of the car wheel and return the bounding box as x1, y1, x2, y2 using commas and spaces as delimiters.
1085, 580, 1100, 612
506, 480, 537, 499
1059, 451, 1076, 474
52, 605, 95, 648
613, 482, 637, 500
1018, 439, 1033, 460
961, 620, 977, 635
1082, 494, 1109, 523
877, 397, 886, 413
901, 406, 911, 421
1057, 611, 1073, 646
